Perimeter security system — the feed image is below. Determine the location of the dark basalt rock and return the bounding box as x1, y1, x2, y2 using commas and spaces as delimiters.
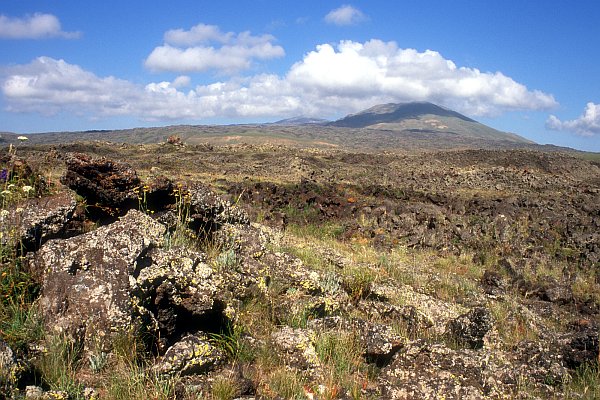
560, 326, 599, 369
60, 153, 141, 215
480, 269, 507, 296
186, 182, 249, 234
445, 307, 492, 350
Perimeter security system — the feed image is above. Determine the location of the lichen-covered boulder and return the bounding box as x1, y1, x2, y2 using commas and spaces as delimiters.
445, 307, 492, 349
0, 191, 77, 252
358, 301, 434, 337
187, 183, 249, 232
135, 246, 226, 349
32, 209, 166, 350
155, 333, 225, 375
271, 326, 319, 370
23, 385, 70, 400
507, 340, 569, 387
380, 342, 489, 400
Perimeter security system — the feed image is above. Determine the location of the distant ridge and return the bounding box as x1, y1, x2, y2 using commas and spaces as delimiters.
7, 102, 593, 152
329, 101, 531, 144
271, 116, 329, 126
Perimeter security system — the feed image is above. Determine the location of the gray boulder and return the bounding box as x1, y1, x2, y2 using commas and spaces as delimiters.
0, 191, 77, 252
271, 326, 319, 370
31, 209, 166, 350
155, 333, 225, 375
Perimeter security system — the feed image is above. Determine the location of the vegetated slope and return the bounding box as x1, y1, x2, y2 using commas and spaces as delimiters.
329, 101, 532, 143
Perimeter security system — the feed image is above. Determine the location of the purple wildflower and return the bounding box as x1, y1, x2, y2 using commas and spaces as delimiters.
0, 169, 8, 182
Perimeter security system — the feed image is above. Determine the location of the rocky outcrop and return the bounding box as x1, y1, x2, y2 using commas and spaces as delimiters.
31, 209, 166, 349
309, 316, 404, 367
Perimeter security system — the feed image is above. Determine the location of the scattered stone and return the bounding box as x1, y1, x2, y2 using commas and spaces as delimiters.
480, 269, 506, 296
510, 340, 569, 385
83, 387, 99, 400
540, 277, 573, 305
24, 386, 69, 400
166, 135, 183, 146
24, 385, 44, 399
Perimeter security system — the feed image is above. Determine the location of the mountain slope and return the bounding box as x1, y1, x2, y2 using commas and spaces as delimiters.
329, 102, 532, 144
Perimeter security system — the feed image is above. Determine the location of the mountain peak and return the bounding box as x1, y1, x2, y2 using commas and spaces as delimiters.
331, 102, 475, 128
328, 101, 531, 144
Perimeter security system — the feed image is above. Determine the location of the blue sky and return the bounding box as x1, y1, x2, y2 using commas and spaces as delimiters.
1, 1, 599, 151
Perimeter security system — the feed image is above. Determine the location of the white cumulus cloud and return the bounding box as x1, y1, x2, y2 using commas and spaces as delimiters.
172, 75, 191, 88
0, 13, 80, 39
144, 23, 285, 74
2, 57, 142, 116
285, 40, 557, 116
546, 102, 600, 137
325, 5, 367, 26
1, 40, 557, 122
163, 23, 231, 46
